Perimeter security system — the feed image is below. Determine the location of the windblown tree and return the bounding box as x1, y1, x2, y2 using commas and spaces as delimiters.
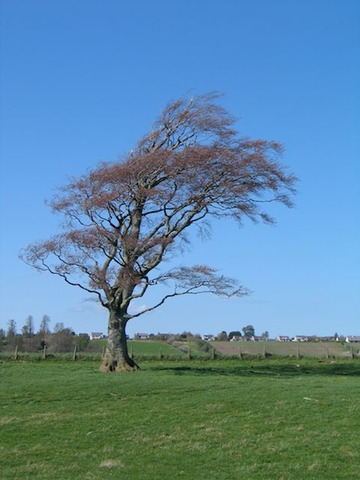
21, 93, 296, 372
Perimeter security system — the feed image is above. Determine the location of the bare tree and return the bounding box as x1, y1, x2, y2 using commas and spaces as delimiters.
21, 93, 296, 372
39, 314, 51, 335
7, 319, 17, 338
22, 315, 35, 336
53, 322, 66, 333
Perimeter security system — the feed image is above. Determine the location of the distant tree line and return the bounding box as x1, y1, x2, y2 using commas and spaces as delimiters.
0, 316, 90, 353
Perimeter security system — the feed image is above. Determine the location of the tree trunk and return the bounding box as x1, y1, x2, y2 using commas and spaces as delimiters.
100, 310, 139, 373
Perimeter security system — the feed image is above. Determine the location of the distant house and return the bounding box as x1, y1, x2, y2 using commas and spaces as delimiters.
252, 335, 263, 342
277, 336, 291, 342
346, 336, 360, 343
135, 333, 150, 340
316, 336, 336, 342
229, 335, 242, 342
203, 334, 215, 341
90, 332, 104, 340
293, 335, 309, 342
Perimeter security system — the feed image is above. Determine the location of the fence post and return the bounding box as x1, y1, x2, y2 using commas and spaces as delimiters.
14, 345, 18, 360
158, 347, 163, 360
188, 346, 191, 360
73, 345, 77, 361
239, 345, 242, 359
43, 344, 47, 360
211, 346, 215, 359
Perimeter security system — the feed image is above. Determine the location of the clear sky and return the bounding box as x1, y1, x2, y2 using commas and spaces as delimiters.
1, 0, 359, 339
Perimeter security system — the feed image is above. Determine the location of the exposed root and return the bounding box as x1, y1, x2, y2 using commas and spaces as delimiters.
99, 356, 117, 373
115, 358, 140, 372
100, 355, 140, 373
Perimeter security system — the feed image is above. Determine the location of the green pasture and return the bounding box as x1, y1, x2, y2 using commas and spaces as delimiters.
1, 359, 359, 479
80, 339, 187, 358
128, 340, 186, 357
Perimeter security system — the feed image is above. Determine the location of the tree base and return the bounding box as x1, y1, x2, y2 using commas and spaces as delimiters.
100, 355, 140, 373
115, 362, 140, 372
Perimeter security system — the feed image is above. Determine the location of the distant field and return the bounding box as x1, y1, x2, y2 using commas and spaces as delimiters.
2, 339, 359, 362
212, 340, 358, 358
92, 339, 359, 360
127, 340, 185, 357
97, 339, 359, 360
57, 339, 185, 358
1, 359, 359, 479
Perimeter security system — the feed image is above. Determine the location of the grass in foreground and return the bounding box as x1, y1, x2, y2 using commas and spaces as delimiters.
0, 359, 359, 479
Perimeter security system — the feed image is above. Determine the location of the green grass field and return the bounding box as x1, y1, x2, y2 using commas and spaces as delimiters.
128, 340, 186, 358
1, 359, 359, 479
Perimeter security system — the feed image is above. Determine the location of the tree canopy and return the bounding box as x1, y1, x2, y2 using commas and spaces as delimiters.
21, 92, 296, 371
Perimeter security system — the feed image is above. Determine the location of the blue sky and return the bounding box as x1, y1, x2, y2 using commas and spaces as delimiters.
1, 0, 359, 338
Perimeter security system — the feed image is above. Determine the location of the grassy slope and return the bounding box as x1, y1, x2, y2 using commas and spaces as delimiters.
128, 340, 185, 357
1, 360, 359, 479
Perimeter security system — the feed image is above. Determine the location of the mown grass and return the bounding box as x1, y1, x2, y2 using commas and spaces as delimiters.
0, 359, 359, 479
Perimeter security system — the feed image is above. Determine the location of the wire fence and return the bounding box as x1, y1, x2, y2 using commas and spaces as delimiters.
1, 340, 359, 362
